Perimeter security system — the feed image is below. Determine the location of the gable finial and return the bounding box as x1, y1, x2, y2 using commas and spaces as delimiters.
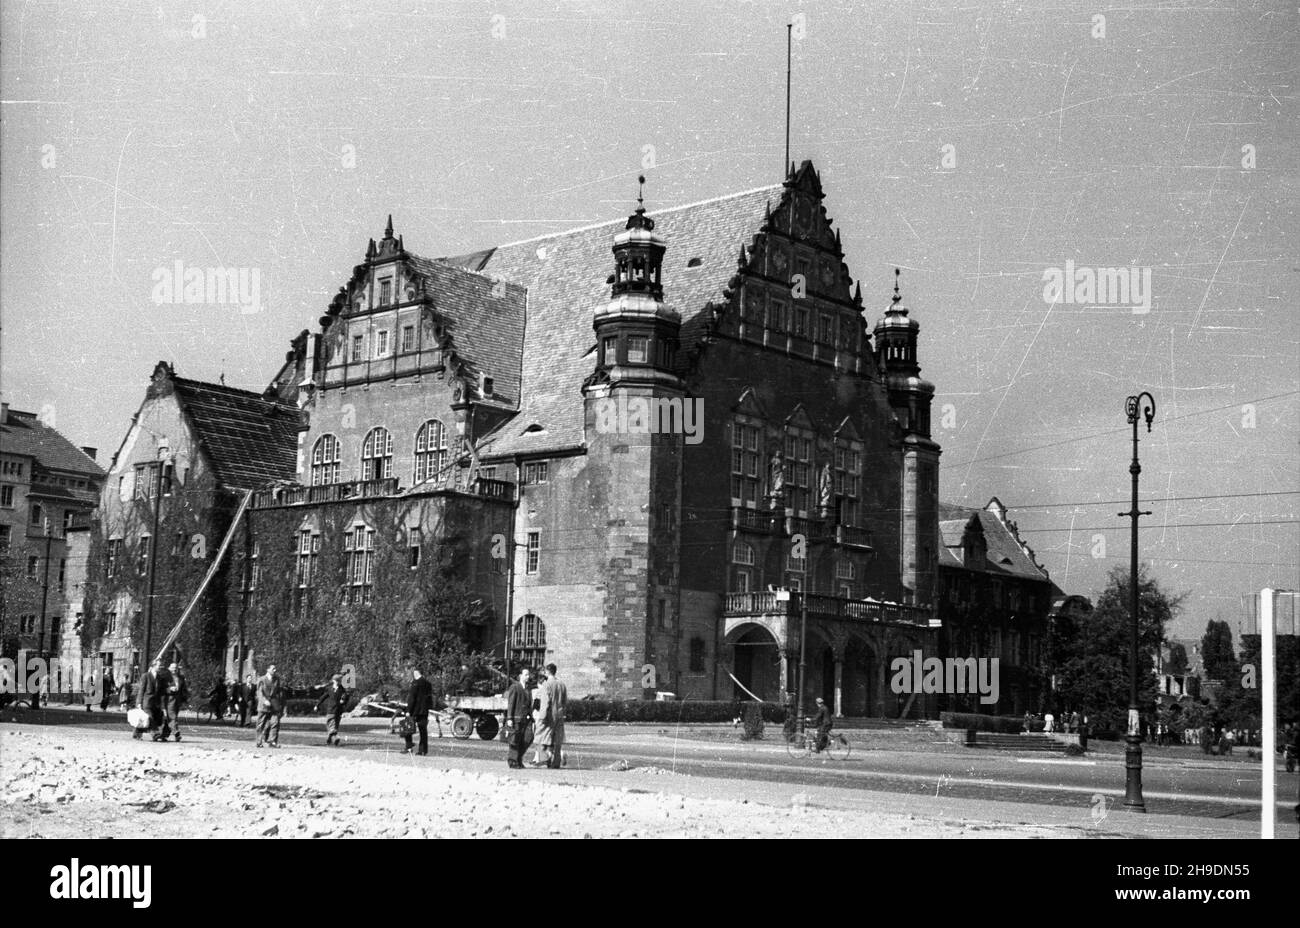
637, 174, 645, 211
385, 214, 394, 238
893, 267, 902, 304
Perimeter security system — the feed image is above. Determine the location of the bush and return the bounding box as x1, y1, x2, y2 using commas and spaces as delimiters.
565, 698, 785, 724
941, 711, 1033, 734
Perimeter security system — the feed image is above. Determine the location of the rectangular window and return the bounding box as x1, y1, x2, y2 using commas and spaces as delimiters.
27, 556, 38, 579
248, 539, 260, 592
351, 335, 364, 363
657, 600, 667, 630
30, 502, 43, 525
522, 461, 549, 485
689, 637, 706, 673
733, 569, 751, 593
296, 530, 319, 588
401, 324, 415, 353
105, 612, 118, 635
346, 526, 375, 602
793, 306, 809, 337
20, 614, 35, 634
57, 559, 66, 592
784, 433, 812, 513
0, 485, 13, 507
379, 279, 392, 306
834, 444, 862, 526
627, 335, 648, 364
375, 330, 389, 357
602, 337, 617, 366
730, 422, 760, 506
106, 539, 122, 578
819, 314, 834, 343
0, 524, 10, 551
836, 559, 856, 580
408, 527, 422, 568
839, 582, 854, 599
787, 553, 806, 573
137, 537, 150, 577
525, 531, 540, 575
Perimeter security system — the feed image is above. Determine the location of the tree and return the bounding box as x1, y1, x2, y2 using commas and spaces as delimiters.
1048, 565, 1185, 734
1165, 642, 1189, 676
1200, 619, 1236, 683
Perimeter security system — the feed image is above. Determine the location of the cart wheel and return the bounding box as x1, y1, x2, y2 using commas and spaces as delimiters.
452, 713, 475, 739
476, 714, 500, 740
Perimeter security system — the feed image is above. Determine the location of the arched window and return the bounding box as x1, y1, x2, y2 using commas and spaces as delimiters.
360, 427, 393, 481
511, 613, 547, 667
413, 419, 449, 484
311, 434, 341, 486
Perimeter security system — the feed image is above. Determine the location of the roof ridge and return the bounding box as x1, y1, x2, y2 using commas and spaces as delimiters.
468, 182, 785, 253
172, 375, 296, 409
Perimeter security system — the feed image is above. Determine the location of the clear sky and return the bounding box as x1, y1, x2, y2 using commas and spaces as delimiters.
3, 0, 1297, 642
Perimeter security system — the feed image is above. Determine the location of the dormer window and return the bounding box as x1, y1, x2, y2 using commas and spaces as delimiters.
379, 279, 392, 306
481, 375, 494, 397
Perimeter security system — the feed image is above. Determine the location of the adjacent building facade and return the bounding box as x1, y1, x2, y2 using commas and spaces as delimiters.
0, 403, 105, 663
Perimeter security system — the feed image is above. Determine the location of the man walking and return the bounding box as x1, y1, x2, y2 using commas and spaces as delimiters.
164, 661, 188, 741
137, 659, 168, 741
402, 668, 433, 755
504, 668, 532, 769
255, 664, 284, 748
543, 663, 567, 768
317, 673, 349, 746
240, 674, 256, 727
100, 667, 116, 712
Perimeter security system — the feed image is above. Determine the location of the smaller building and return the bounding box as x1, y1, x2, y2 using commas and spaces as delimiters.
0, 403, 105, 662
935, 497, 1058, 716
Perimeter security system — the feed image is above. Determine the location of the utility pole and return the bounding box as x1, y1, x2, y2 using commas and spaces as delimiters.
35, 518, 53, 707
795, 587, 809, 731
1119, 392, 1154, 812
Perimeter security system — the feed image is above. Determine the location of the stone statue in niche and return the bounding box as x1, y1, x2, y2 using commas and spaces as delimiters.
768, 449, 785, 505
818, 463, 834, 515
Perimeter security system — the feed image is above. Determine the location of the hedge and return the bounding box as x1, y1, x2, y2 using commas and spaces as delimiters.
942, 711, 1037, 734
565, 699, 785, 724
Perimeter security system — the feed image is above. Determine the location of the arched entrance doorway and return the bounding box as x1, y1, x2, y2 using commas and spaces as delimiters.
730, 624, 782, 702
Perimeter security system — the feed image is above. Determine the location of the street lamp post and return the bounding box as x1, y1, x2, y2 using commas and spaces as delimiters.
1119, 392, 1155, 812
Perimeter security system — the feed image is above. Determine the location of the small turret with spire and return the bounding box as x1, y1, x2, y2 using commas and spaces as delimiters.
589, 176, 681, 388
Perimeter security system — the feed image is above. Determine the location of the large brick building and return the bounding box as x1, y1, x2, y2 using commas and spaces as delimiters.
83, 161, 1073, 717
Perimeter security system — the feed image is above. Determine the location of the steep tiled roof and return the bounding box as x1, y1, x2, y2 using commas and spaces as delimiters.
938, 501, 1050, 581
443, 184, 783, 455
0, 410, 105, 477
171, 378, 302, 492
405, 256, 526, 408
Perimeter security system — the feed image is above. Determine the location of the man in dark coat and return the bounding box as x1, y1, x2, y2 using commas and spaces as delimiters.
316, 673, 349, 746
137, 659, 169, 741
403, 668, 434, 755
504, 668, 532, 769
99, 668, 116, 712
255, 664, 284, 748
164, 662, 188, 741
240, 674, 256, 726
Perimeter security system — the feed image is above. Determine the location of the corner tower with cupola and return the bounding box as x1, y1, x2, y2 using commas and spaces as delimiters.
874, 269, 940, 607
582, 179, 686, 697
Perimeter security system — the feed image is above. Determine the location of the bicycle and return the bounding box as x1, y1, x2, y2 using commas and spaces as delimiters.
785, 726, 851, 760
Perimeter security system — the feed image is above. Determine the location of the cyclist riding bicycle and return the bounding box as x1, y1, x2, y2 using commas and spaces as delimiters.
807, 696, 833, 752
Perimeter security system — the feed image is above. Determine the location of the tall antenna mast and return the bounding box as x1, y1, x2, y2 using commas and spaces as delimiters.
785, 23, 792, 178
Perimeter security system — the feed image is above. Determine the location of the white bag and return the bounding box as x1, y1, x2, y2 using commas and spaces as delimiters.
127, 707, 149, 729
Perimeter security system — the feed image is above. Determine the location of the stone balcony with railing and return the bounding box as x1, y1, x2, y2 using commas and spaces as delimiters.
729, 506, 873, 550
723, 590, 933, 628
250, 475, 515, 509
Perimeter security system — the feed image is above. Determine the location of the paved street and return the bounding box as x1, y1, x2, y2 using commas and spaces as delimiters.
7, 705, 1295, 837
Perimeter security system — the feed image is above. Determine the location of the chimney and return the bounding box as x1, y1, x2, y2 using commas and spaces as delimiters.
81, 446, 98, 461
